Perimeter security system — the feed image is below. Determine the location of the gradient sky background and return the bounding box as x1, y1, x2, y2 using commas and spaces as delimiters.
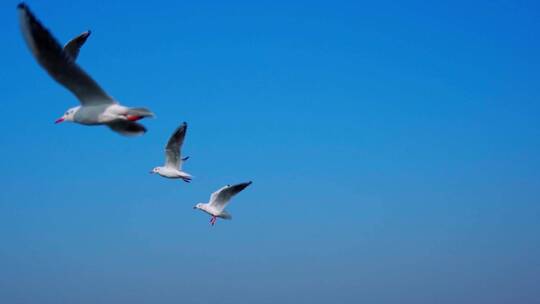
1, 0, 539, 303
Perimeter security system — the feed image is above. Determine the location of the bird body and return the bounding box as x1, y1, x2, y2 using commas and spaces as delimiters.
195, 204, 232, 220
64, 104, 152, 125
153, 166, 192, 180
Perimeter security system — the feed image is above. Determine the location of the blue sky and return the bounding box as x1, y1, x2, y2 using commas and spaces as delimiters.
1, 0, 539, 303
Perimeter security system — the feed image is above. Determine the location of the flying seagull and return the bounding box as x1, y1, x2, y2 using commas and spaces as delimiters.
194, 182, 252, 226
17, 3, 154, 136
150, 122, 192, 182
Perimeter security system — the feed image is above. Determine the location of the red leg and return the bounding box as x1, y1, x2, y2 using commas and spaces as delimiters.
126, 115, 142, 121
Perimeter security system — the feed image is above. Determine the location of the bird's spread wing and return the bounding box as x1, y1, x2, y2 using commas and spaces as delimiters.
209, 182, 252, 212
63, 31, 91, 61
107, 120, 147, 137
18, 4, 115, 106
209, 185, 230, 203
164, 122, 187, 169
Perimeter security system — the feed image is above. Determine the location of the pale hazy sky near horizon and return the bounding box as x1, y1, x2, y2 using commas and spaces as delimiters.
1, 1, 539, 303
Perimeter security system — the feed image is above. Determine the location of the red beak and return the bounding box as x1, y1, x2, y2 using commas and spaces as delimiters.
55, 117, 65, 124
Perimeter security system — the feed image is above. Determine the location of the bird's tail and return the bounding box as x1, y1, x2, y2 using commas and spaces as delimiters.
219, 211, 232, 220
179, 171, 193, 183
126, 107, 155, 118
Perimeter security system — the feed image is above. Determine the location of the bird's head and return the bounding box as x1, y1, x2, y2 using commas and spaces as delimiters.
150, 167, 161, 174
55, 106, 80, 124
193, 203, 204, 210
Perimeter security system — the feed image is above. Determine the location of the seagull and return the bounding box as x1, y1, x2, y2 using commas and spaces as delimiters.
150, 122, 192, 182
194, 182, 252, 226
17, 3, 154, 136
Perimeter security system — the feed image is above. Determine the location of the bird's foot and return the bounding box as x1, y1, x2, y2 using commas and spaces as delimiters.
210, 216, 217, 226
126, 115, 143, 121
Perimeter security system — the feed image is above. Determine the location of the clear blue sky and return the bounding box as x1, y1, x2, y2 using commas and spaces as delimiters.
1, 1, 539, 303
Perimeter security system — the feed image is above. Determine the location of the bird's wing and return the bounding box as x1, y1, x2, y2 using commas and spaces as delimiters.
209, 182, 252, 212
18, 4, 115, 106
164, 122, 187, 169
63, 30, 91, 61
107, 120, 146, 137
209, 185, 229, 203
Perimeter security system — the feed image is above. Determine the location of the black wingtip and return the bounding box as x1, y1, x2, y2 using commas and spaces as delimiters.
84, 30, 92, 37
177, 121, 187, 131
17, 2, 27, 10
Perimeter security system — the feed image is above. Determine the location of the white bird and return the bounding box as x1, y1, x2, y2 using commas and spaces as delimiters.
18, 3, 154, 136
150, 122, 192, 182
194, 182, 252, 226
